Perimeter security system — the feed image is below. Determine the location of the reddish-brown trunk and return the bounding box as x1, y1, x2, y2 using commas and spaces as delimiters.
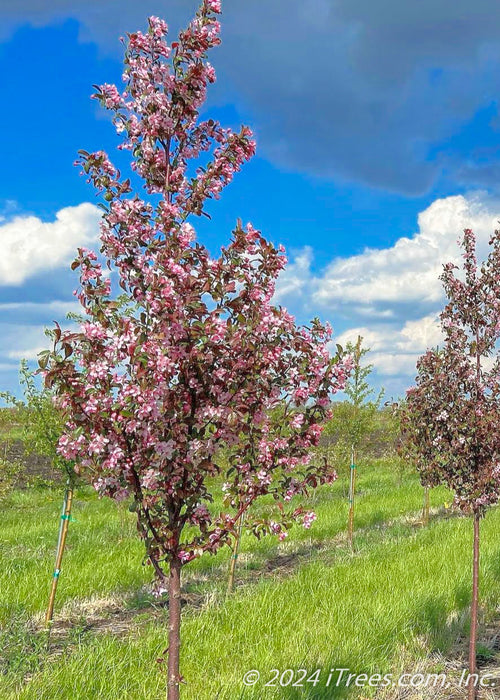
167, 557, 182, 700
422, 486, 430, 526
467, 328, 482, 700
227, 512, 245, 594
468, 514, 480, 700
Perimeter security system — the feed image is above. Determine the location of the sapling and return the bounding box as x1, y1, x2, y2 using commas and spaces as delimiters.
402, 228, 500, 700
1, 361, 76, 629
43, 4, 350, 697
343, 335, 383, 547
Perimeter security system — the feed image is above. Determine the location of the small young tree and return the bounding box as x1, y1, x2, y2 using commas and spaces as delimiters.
401, 228, 500, 700
42, 4, 350, 697
345, 336, 383, 546
324, 336, 382, 546
344, 335, 384, 451
1, 361, 77, 627
322, 338, 383, 468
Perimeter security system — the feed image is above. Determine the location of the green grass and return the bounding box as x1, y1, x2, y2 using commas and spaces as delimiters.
1, 460, 499, 699
0, 419, 24, 441
0, 427, 24, 441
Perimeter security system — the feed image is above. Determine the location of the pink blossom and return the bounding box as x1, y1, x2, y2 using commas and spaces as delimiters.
178, 222, 196, 245
257, 469, 272, 486
82, 322, 107, 340
206, 0, 221, 11
290, 413, 304, 429
269, 521, 281, 535
88, 434, 108, 455
302, 512, 317, 529
141, 469, 160, 490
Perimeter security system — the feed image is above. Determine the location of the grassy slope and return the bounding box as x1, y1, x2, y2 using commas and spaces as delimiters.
1, 461, 498, 699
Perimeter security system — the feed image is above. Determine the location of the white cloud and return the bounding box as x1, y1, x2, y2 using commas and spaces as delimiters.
0, 324, 52, 367
370, 352, 421, 377
7, 346, 48, 360
0, 203, 101, 286
397, 314, 443, 353
0, 300, 81, 314
312, 193, 500, 309
277, 193, 500, 314
1, 193, 499, 397
334, 315, 442, 377
274, 246, 314, 303
335, 326, 388, 353
277, 193, 500, 390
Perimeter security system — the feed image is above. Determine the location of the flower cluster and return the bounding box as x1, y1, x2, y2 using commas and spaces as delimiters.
81, 3, 255, 216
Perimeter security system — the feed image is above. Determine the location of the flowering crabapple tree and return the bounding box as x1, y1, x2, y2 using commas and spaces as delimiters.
42, 3, 350, 698
401, 228, 500, 700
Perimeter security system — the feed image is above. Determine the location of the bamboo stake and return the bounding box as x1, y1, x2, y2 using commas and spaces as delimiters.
45, 479, 73, 629
227, 511, 245, 594
347, 445, 356, 549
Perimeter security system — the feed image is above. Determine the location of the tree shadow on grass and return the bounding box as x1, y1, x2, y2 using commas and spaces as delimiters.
234, 659, 355, 700
241, 583, 477, 700
410, 585, 470, 649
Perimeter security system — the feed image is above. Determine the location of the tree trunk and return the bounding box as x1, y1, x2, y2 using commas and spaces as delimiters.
45, 482, 73, 630
468, 513, 480, 700
227, 512, 245, 594
167, 557, 182, 700
422, 486, 430, 526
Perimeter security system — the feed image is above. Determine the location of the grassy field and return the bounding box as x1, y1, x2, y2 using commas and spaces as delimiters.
1, 459, 500, 699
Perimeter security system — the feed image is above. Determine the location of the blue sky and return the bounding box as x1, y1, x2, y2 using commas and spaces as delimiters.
2, 0, 500, 400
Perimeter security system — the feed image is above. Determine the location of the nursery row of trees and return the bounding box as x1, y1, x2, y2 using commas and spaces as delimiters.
2, 3, 500, 699
0, 338, 394, 604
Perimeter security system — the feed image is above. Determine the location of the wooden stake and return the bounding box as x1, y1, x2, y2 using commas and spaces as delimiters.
347, 445, 356, 549
45, 480, 73, 629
